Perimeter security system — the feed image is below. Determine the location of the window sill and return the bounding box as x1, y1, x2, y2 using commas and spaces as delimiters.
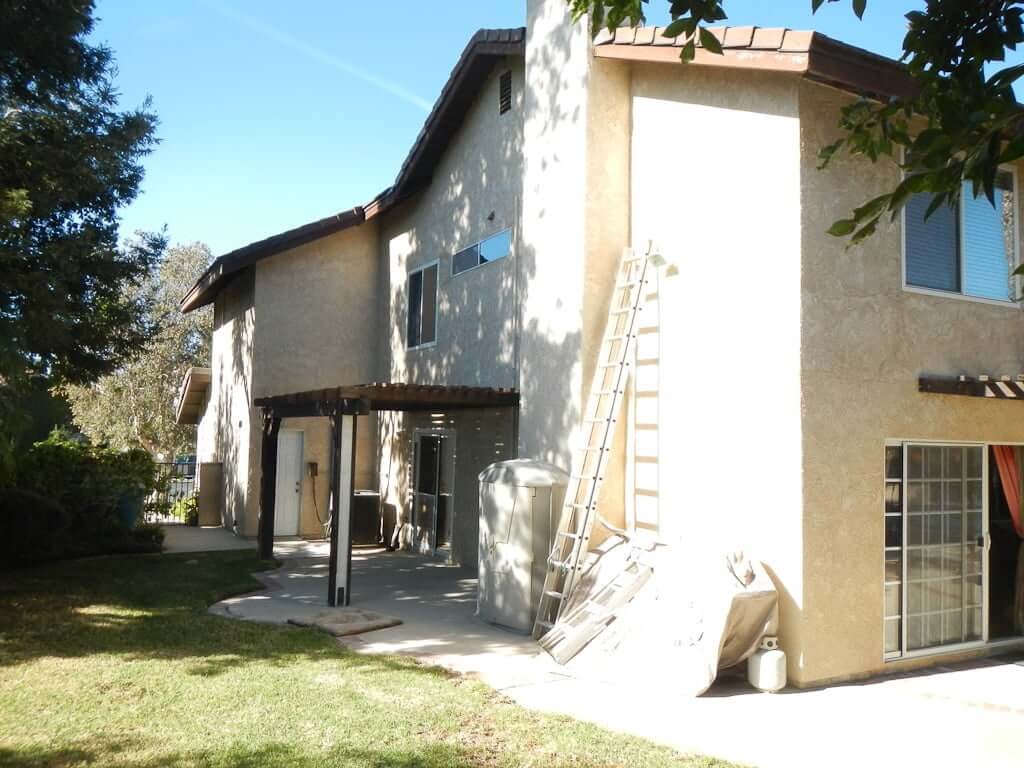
902, 285, 1022, 310
406, 341, 438, 352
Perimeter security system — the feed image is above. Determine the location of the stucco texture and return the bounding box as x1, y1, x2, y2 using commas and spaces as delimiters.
379, 58, 523, 392
377, 408, 515, 569
198, 270, 259, 533
798, 80, 1024, 684
629, 62, 806, 672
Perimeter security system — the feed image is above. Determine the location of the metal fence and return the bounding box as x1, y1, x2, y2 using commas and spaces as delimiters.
143, 462, 197, 525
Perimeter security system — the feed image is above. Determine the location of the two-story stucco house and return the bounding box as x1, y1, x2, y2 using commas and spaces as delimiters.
175, 0, 1024, 687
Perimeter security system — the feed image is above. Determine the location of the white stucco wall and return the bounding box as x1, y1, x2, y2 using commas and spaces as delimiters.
630, 63, 806, 671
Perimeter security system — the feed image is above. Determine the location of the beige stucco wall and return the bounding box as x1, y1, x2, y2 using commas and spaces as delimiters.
250, 223, 380, 538
798, 80, 1024, 685
379, 58, 523, 391
253, 224, 379, 399
629, 63, 806, 670
520, 1, 632, 542
201, 270, 259, 533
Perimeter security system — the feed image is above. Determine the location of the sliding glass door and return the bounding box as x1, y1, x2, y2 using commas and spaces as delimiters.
885, 443, 988, 658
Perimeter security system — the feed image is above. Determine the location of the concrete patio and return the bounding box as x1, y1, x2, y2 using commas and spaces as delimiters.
205, 538, 1024, 768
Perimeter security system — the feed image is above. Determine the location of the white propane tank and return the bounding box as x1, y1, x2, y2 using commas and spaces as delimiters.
747, 649, 787, 692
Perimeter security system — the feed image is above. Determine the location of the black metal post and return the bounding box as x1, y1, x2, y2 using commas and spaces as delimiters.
257, 412, 281, 560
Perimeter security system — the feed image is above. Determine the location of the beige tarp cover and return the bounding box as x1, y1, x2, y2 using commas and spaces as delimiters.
563, 540, 779, 696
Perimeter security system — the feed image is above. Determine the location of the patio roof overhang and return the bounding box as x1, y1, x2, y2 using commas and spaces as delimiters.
919, 374, 1024, 401
254, 383, 519, 604
253, 382, 520, 418
175, 367, 212, 425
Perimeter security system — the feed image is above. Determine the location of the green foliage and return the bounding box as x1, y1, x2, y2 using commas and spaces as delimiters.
0, 0, 160, 386
63, 243, 213, 457
171, 493, 199, 526
3, 431, 163, 566
573, 0, 1024, 247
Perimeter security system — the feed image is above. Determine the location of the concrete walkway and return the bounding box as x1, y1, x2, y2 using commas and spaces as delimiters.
161, 525, 255, 553
209, 546, 1024, 768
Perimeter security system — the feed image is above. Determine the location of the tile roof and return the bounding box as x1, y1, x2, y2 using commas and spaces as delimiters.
181, 28, 526, 314
593, 25, 913, 101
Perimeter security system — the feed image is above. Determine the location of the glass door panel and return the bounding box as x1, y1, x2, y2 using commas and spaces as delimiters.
904, 444, 985, 652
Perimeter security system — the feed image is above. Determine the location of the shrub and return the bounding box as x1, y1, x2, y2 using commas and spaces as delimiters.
4, 432, 163, 566
171, 494, 199, 526
0, 488, 72, 567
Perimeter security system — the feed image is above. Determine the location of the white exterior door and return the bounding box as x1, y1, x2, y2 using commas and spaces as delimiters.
274, 430, 303, 536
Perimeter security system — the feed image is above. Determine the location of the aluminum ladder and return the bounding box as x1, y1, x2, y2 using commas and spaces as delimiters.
532, 246, 650, 640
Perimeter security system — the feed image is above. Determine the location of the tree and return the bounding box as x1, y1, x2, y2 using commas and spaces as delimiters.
570, 1, 1024, 244
64, 243, 213, 459
0, 0, 159, 386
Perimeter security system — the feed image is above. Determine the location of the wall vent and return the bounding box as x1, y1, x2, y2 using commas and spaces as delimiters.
499, 70, 512, 115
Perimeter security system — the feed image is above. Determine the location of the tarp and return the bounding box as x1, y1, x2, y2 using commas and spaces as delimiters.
551, 541, 779, 696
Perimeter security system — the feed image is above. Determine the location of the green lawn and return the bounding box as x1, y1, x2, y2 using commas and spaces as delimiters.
0, 551, 734, 768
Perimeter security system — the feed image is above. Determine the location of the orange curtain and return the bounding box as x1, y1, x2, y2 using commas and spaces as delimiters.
993, 446, 1023, 538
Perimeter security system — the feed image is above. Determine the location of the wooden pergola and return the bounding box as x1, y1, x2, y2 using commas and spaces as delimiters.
253, 382, 519, 607
919, 374, 1024, 400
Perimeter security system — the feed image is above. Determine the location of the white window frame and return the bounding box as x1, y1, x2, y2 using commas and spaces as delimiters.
450, 228, 513, 277
406, 260, 439, 350
901, 165, 1022, 308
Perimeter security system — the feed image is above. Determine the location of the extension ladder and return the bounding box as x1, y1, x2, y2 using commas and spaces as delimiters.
532, 246, 650, 640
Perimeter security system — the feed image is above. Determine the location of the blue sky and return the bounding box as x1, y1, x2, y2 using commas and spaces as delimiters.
94, 0, 938, 256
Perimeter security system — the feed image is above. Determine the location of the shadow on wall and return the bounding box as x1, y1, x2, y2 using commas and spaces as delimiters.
213, 273, 256, 531
380, 44, 586, 470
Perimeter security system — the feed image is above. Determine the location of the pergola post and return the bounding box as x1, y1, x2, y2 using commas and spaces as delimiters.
257, 412, 281, 560
328, 411, 358, 607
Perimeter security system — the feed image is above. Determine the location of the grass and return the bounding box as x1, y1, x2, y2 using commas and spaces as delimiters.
0, 550, 735, 768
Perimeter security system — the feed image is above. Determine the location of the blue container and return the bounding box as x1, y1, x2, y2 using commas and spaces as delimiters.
116, 487, 145, 529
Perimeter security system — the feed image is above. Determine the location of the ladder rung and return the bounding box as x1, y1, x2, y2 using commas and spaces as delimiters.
590, 389, 623, 397
609, 307, 636, 316
557, 531, 583, 540
544, 590, 565, 600
616, 280, 641, 289
570, 474, 601, 481
536, 620, 555, 630
583, 417, 615, 424
574, 446, 608, 453
565, 503, 594, 510
597, 362, 627, 369
604, 334, 634, 342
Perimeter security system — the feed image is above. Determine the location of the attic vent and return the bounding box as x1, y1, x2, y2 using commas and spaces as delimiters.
499, 70, 512, 115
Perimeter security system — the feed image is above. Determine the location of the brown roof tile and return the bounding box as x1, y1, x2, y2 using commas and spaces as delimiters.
750, 27, 788, 50
652, 26, 675, 46
613, 26, 637, 45
723, 26, 755, 49
633, 27, 656, 46
593, 24, 913, 101
780, 29, 815, 52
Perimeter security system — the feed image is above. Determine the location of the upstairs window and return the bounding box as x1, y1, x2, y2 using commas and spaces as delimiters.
904, 172, 1018, 302
499, 70, 512, 115
452, 229, 512, 276
407, 263, 437, 349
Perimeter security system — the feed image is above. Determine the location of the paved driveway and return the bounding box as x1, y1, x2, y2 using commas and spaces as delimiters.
209, 546, 1024, 768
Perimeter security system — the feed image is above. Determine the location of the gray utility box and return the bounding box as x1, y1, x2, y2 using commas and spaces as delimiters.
478, 459, 569, 632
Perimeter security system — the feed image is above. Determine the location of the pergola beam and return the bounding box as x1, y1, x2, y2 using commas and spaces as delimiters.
919, 375, 1024, 400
